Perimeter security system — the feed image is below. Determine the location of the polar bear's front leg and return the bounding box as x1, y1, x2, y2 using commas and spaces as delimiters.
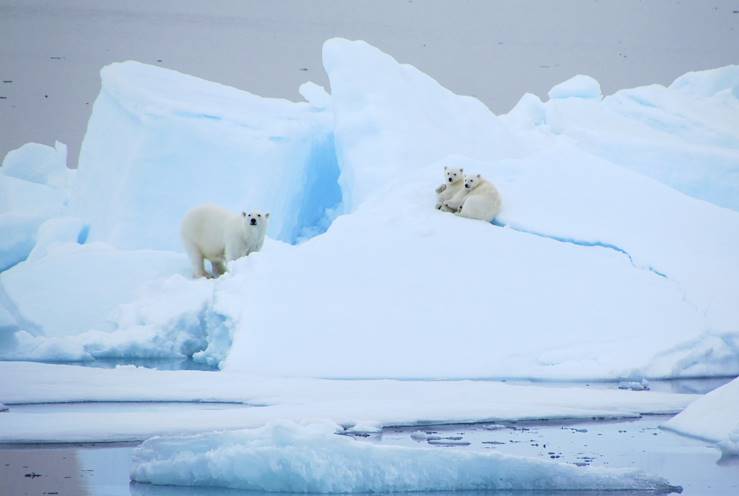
444, 189, 467, 212
224, 236, 246, 264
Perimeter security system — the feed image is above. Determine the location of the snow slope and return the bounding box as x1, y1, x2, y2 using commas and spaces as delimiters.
130, 420, 679, 493
1, 39, 738, 381
663, 376, 739, 457
0, 362, 695, 443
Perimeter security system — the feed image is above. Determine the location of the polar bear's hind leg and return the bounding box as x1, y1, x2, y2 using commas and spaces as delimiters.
183, 238, 208, 278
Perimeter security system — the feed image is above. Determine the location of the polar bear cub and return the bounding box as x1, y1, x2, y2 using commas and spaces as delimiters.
435, 166, 465, 212
181, 204, 269, 278
445, 174, 501, 222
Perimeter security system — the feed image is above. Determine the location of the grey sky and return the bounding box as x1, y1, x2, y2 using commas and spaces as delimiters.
1, 0, 738, 165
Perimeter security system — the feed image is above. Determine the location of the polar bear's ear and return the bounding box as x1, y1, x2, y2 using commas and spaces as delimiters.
460, 168, 464, 172
241, 211, 246, 217
444, 166, 448, 170
265, 212, 270, 218
476, 174, 481, 178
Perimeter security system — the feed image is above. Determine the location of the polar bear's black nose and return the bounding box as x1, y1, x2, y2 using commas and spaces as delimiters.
250, 218, 257, 226
448, 177, 453, 183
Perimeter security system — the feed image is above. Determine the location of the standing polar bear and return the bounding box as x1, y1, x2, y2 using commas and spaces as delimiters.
181, 204, 269, 278
435, 166, 465, 212
444, 174, 501, 222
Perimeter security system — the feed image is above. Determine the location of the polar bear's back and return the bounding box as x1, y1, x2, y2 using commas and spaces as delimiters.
462, 180, 501, 222
181, 204, 234, 259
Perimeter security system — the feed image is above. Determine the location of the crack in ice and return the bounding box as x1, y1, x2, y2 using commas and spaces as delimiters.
493, 219, 668, 279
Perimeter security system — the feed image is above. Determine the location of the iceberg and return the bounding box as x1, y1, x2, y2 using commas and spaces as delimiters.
1, 39, 738, 382
130, 420, 679, 493
72, 60, 341, 250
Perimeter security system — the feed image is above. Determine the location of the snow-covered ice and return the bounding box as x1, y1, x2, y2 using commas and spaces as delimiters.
1, 243, 188, 339
130, 420, 679, 493
664, 376, 739, 457
1, 38, 738, 383
0, 362, 696, 443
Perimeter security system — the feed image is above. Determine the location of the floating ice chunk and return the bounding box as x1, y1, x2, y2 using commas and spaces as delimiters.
669, 64, 739, 98
1, 141, 69, 188
618, 379, 650, 391
410, 430, 428, 441
548, 75, 603, 100
718, 430, 739, 458
130, 421, 679, 493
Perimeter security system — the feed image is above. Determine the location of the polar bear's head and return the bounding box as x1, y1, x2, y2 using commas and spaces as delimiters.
464, 174, 483, 190
443, 166, 464, 184
242, 210, 270, 228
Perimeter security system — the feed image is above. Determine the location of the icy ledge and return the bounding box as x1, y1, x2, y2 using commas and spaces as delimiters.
131, 421, 680, 493
663, 376, 739, 458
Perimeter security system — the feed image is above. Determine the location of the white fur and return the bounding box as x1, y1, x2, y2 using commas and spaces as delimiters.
435, 166, 465, 212
445, 174, 501, 222
181, 204, 269, 278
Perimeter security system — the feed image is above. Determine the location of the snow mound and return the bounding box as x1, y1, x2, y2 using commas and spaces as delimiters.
548, 75, 602, 100
664, 376, 739, 457
323, 38, 520, 211
670, 64, 739, 98
0, 141, 75, 271
0, 243, 188, 338
1, 141, 70, 188
131, 421, 679, 493
507, 66, 739, 212
72, 61, 341, 250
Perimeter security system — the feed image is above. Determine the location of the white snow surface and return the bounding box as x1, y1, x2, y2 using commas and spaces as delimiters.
664, 376, 739, 457
0, 243, 188, 338
1, 39, 738, 381
0, 362, 695, 443
130, 420, 678, 493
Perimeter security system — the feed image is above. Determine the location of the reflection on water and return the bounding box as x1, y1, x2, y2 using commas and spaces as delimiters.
0, 447, 89, 496
43, 357, 218, 371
